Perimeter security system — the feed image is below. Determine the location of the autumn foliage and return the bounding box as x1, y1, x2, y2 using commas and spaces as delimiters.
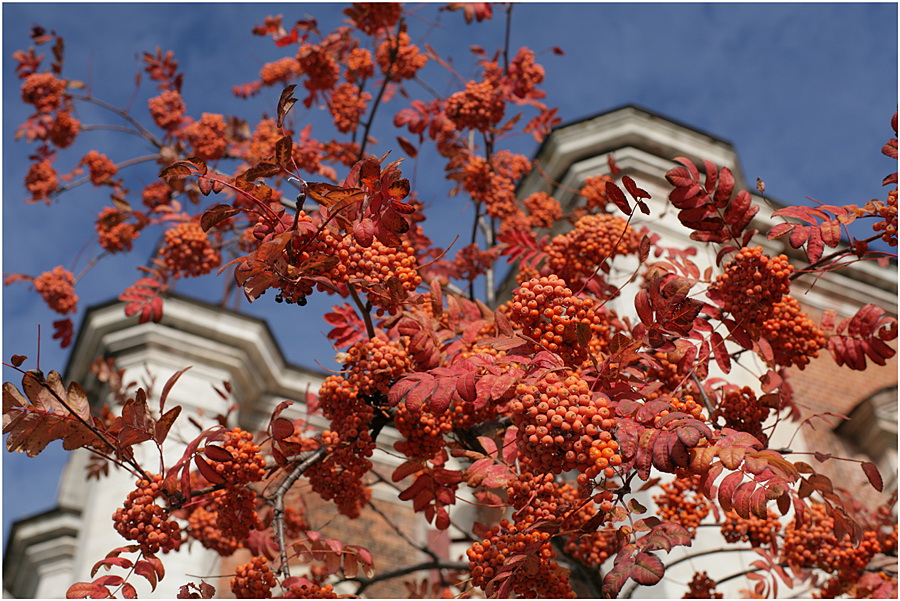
4, 4, 898, 599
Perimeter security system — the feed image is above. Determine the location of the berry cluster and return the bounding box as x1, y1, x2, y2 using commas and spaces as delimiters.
259, 56, 301, 86
343, 238, 421, 314
446, 396, 498, 431
445, 80, 505, 132
182, 112, 227, 161
246, 118, 282, 166
523, 192, 562, 229
507, 473, 617, 567
708, 246, 793, 332
720, 509, 780, 548
509, 275, 602, 365
393, 401, 453, 460
282, 582, 338, 599
509, 370, 619, 482
25, 158, 60, 203
96, 207, 140, 253
328, 82, 371, 133
160, 221, 221, 278
186, 502, 242, 556
307, 376, 375, 518
266, 214, 349, 305
816, 570, 897, 599
33, 265, 78, 314
20, 72, 67, 112
643, 352, 685, 399
231, 556, 276, 599
297, 44, 340, 92
652, 474, 710, 536
344, 2, 402, 36
49, 110, 80, 148
147, 90, 185, 130
653, 394, 707, 426
376, 32, 427, 80
579, 174, 614, 212
504, 48, 545, 100
761, 295, 826, 369
713, 386, 770, 445
461, 155, 520, 222
80, 150, 118, 185
191, 484, 263, 551
142, 181, 173, 210
112, 474, 182, 554
781, 503, 883, 575
344, 47, 374, 81
282, 505, 309, 539
452, 243, 499, 282
683, 572, 722, 599
344, 337, 411, 398
211, 428, 267, 485
546, 213, 639, 285
467, 519, 575, 599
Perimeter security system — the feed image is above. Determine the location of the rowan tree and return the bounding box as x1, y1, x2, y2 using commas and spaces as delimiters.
4, 3, 898, 599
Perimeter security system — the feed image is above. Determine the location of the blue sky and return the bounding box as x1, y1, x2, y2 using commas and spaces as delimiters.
3, 3, 897, 543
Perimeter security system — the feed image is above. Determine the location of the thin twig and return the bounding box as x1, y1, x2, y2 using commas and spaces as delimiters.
357, 19, 403, 159
501, 4, 513, 73
621, 546, 754, 598
690, 373, 716, 417
51, 154, 159, 197
80, 123, 148, 139
349, 560, 470, 596
788, 233, 885, 281
366, 500, 439, 562
348, 283, 376, 339
71, 94, 163, 149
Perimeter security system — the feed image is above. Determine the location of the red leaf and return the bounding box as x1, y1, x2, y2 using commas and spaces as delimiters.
407, 377, 436, 412
396, 136, 418, 158
622, 175, 650, 200
635, 289, 653, 326
861, 461, 884, 492
159, 366, 191, 414
768, 222, 795, 240
154, 406, 181, 445
134, 560, 158, 591
710, 331, 731, 374
429, 378, 455, 415
718, 471, 744, 512
760, 370, 781, 393
277, 84, 297, 129
271, 417, 294, 440
67, 582, 111, 598
203, 443, 234, 462
605, 180, 631, 215
805, 226, 824, 263
200, 204, 241, 232
456, 371, 477, 403
194, 455, 226, 484
629, 552, 664, 585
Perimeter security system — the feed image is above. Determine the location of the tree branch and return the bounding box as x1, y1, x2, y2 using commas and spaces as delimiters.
267, 446, 328, 577
348, 283, 376, 339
